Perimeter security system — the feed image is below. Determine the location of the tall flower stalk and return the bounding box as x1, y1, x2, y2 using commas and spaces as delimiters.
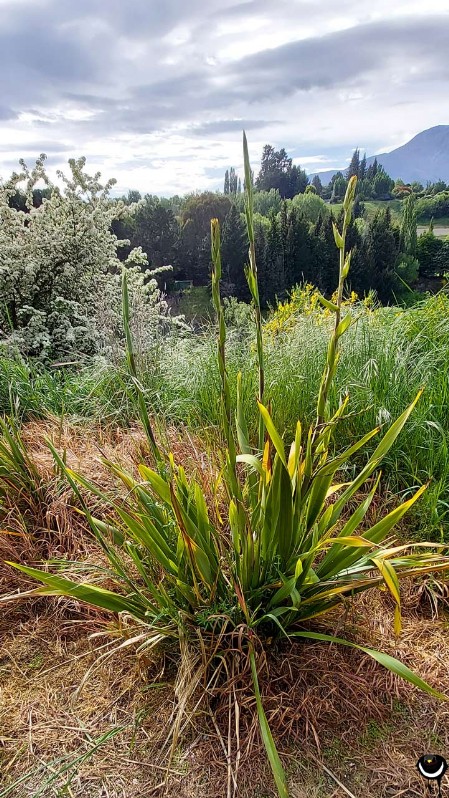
243, 132, 265, 452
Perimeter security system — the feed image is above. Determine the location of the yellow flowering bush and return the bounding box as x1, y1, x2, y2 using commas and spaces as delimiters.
264, 284, 373, 339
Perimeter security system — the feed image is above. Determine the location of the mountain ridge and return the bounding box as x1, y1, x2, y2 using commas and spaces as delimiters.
314, 125, 449, 185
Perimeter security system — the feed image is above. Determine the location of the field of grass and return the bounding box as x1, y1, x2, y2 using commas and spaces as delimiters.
332, 199, 449, 236
417, 219, 449, 238
173, 285, 214, 323
3, 293, 449, 540
329, 199, 403, 222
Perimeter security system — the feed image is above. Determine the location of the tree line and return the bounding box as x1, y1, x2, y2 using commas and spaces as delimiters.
114, 197, 448, 309
5, 144, 449, 351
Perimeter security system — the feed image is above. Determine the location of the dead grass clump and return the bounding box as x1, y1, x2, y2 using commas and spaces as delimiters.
200, 586, 449, 797
1, 584, 449, 798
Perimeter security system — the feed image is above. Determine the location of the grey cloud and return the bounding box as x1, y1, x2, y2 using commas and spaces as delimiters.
225, 16, 449, 100
0, 105, 17, 120
58, 12, 448, 142
0, 1, 447, 134
187, 119, 278, 136
0, 0, 447, 194
4, 0, 234, 41
211, 1, 266, 18
63, 93, 122, 109
124, 15, 449, 131
0, 18, 108, 110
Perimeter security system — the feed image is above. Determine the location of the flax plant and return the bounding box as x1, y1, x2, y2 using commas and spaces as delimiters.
0, 416, 47, 528
243, 132, 265, 451
8, 134, 449, 798
122, 271, 162, 465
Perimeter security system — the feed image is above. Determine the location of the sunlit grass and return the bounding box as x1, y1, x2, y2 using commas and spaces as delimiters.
2, 292, 449, 538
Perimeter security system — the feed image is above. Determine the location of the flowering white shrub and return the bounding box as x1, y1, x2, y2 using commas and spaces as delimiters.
0, 155, 173, 362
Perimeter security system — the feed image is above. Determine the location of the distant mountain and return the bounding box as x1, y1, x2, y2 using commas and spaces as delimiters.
315, 125, 449, 185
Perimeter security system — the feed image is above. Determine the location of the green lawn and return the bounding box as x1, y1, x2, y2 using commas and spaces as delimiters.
175, 285, 213, 322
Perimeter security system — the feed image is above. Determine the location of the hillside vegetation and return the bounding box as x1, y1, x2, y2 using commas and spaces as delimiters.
1, 141, 449, 798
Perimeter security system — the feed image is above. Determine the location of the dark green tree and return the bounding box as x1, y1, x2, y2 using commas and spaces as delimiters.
358, 177, 373, 200
263, 212, 283, 302
221, 205, 249, 299
289, 164, 308, 196
401, 193, 418, 257
346, 148, 360, 180
343, 212, 366, 295
179, 192, 231, 284
229, 167, 238, 195
372, 168, 394, 199
312, 175, 323, 196
253, 218, 269, 305
312, 213, 339, 292
285, 208, 315, 287
279, 201, 289, 289
366, 158, 378, 180
127, 189, 142, 204
359, 154, 367, 181
431, 180, 447, 194
417, 229, 445, 277
330, 173, 347, 203
256, 145, 304, 199
364, 207, 400, 301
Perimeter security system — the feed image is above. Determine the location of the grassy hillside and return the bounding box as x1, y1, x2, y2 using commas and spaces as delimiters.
2, 292, 449, 540
331, 198, 448, 236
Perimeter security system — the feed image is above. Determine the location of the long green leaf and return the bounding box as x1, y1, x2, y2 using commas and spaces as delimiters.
258, 403, 286, 466
249, 647, 289, 798
138, 464, 172, 505
7, 563, 148, 618
122, 270, 162, 464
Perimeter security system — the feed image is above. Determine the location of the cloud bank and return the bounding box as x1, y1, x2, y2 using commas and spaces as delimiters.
0, 0, 447, 193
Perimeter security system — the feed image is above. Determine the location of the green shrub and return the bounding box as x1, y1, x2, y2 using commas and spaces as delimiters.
0, 156, 171, 362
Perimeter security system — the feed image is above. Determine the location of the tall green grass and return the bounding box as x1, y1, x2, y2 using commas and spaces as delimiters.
2, 294, 449, 537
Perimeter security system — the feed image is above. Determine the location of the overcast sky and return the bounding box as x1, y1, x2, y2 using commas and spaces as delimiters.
0, 0, 448, 195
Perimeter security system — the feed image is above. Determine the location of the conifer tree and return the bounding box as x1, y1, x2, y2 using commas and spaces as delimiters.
315, 213, 339, 292
221, 205, 248, 299
365, 207, 400, 301
286, 208, 315, 286
229, 167, 238, 194
366, 157, 378, 181
264, 212, 283, 302
311, 175, 323, 196
401, 192, 418, 257
346, 148, 360, 180
359, 153, 367, 180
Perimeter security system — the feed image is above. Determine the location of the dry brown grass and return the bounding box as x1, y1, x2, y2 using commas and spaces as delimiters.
0, 417, 221, 596
1, 419, 449, 798
1, 587, 449, 798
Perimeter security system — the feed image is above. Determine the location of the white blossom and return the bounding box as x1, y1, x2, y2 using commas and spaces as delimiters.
0, 155, 175, 362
